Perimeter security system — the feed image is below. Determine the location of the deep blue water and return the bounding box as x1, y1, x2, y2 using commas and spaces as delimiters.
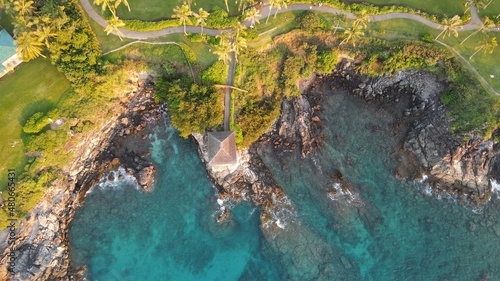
69, 91, 500, 280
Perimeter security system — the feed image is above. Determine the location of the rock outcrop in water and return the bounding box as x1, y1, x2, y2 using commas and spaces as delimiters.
331, 60, 500, 205
192, 76, 327, 232
0, 76, 161, 280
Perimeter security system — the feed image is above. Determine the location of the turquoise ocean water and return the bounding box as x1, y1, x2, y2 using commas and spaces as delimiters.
69, 90, 500, 280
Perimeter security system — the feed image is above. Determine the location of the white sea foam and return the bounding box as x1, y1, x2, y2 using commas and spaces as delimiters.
262, 194, 296, 233
327, 183, 361, 205
217, 198, 224, 206
275, 219, 285, 229
490, 179, 500, 194
86, 167, 139, 194
417, 174, 428, 183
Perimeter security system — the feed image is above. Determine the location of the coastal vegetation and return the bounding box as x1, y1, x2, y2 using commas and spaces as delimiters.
0, 59, 72, 204
1, 0, 499, 229
0, 0, 143, 228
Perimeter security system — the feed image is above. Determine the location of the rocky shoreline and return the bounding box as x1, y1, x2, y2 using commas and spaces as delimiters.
1, 61, 499, 280
0, 75, 162, 280
328, 61, 500, 205
195, 60, 500, 239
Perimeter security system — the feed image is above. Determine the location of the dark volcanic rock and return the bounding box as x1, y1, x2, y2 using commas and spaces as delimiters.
138, 165, 156, 191
332, 61, 499, 204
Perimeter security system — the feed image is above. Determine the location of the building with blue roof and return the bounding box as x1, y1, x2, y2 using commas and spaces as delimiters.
0, 29, 22, 78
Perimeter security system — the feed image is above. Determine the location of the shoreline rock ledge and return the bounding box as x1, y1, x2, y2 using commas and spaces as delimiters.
0, 75, 160, 280
332, 62, 500, 205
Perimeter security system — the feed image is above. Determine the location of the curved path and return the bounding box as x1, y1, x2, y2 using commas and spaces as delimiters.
80, 0, 497, 40
79, 0, 499, 122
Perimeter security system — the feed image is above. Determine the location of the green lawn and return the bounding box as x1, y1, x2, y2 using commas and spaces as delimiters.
477, 0, 500, 18
344, 0, 465, 16
368, 18, 439, 40
104, 34, 217, 76
367, 18, 499, 93
0, 58, 73, 188
113, 0, 240, 21
249, 11, 303, 49
441, 32, 500, 92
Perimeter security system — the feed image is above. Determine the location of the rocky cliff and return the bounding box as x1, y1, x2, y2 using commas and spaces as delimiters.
0, 76, 160, 280
331, 61, 500, 205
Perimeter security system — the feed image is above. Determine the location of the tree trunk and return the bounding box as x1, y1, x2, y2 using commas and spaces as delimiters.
469, 46, 484, 59
266, 6, 272, 23
435, 28, 446, 40
333, 22, 339, 35
460, 29, 479, 45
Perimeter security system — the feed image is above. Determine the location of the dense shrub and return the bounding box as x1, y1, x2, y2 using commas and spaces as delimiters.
281, 55, 305, 98
316, 50, 338, 74
123, 19, 179, 31
44, 0, 102, 88
205, 7, 239, 28
297, 11, 327, 31
200, 60, 228, 84
23, 112, 50, 134
155, 79, 224, 138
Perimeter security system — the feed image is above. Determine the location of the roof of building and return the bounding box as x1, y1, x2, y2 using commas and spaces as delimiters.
0, 29, 17, 71
207, 131, 237, 166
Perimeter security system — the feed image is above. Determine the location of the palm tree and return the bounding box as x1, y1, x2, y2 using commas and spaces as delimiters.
340, 26, 364, 46
353, 10, 369, 29
273, 0, 289, 18
266, 0, 279, 24
465, 0, 493, 12
232, 23, 247, 61
469, 36, 497, 59
13, 0, 34, 19
193, 8, 209, 36
435, 15, 463, 40
114, 0, 131, 11
234, 22, 247, 38
232, 34, 247, 62
173, 3, 193, 35
36, 24, 57, 48
244, 7, 261, 28
94, 0, 131, 14
461, 17, 495, 45
94, 0, 117, 16
104, 16, 125, 40
15, 31, 44, 61
237, 0, 249, 12
213, 32, 232, 64
331, 13, 347, 35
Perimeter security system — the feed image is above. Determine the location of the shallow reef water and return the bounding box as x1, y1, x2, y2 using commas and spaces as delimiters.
70, 91, 500, 280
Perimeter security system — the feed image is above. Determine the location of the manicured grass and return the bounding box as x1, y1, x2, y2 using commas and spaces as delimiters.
114, 0, 240, 21
344, 0, 465, 17
104, 34, 217, 77
80, 3, 135, 53
367, 17, 499, 93
0, 58, 73, 188
249, 11, 303, 49
368, 18, 440, 40
156, 33, 217, 69
441, 32, 500, 92
477, 1, 500, 18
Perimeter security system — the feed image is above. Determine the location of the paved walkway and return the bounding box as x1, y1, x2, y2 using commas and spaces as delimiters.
79, 0, 499, 115
224, 52, 236, 131
80, 0, 497, 40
